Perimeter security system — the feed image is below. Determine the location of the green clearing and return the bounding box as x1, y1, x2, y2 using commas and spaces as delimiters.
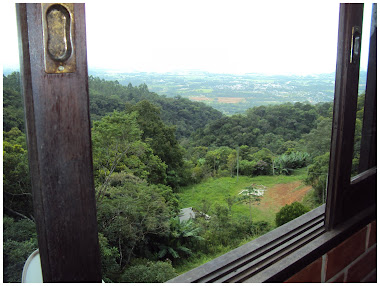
174, 169, 313, 274
178, 169, 309, 226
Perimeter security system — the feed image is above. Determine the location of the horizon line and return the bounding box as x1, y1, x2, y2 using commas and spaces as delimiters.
3, 66, 368, 77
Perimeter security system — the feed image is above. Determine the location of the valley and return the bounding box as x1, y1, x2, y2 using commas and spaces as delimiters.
89, 69, 367, 114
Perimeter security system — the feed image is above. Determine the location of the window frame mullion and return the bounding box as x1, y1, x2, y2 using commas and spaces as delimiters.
325, 3, 364, 230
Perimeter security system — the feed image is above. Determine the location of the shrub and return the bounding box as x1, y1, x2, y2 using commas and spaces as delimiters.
250, 221, 272, 236
217, 169, 230, 178
98, 233, 120, 282
3, 216, 38, 283
252, 160, 271, 175
3, 217, 37, 242
239, 160, 271, 176
274, 151, 311, 175
121, 260, 177, 283
239, 160, 255, 176
4, 238, 38, 283
304, 152, 329, 204
275, 202, 309, 227
251, 148, 273, 165
233, 218, 271, 238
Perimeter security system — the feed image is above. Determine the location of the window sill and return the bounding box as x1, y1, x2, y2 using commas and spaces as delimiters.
167, 203, 376, 283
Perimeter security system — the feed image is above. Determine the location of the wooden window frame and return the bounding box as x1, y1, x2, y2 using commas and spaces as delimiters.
16, 3, 102, 282
325, 3, 377, 230
16, 3, 375, 282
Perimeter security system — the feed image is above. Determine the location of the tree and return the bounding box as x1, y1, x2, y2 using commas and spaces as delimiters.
96, 176, 172, 268
276, 140, 297, 155
227, 151, 238, 177
238, 145, 251, 160
186, 146, 208, 163
351, 93, 365, 175
257, 132, 284, 154
154, 218, 203, 261
302, 117, 332, 157
274, 151, 311, 175
3, 216, 38, 283
275, 202, 309, 227
205, 149, 220, 176
304, 152, 330, 204
204, 147, 234, 176
3, 72, 25, 132
190, 102, 322, 149
88, 76, 223, 139
3, 133, 33, 220
225, 194, 237, 213
91, 111, 167, 200
126, 100, 184, 190
98, 233, 120, 282
238, 160, 255, 176
4, 127, 27, 147
236, 184, 265, 221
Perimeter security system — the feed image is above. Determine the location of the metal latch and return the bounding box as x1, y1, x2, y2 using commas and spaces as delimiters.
42, 3, 76, 73
350, 26, 361, 64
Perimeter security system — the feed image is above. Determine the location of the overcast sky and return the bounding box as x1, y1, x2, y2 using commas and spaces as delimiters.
2, 1, 373, 75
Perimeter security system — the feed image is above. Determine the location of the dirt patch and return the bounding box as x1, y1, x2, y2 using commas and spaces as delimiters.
190, 96, 212, 102
258, 181, 312, 213
217, 97, 244, 103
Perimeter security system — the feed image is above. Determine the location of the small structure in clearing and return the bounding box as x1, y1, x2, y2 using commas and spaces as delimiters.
239, 184, 267, 197
179, 207, 195, 222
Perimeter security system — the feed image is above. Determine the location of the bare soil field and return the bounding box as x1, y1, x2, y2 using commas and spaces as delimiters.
258, 181, 312, 213
190, 96, 212, 101
217, 97, 244, 103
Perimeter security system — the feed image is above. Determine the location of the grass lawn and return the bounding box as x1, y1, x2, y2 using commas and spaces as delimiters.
178, 169, 310, 226
173, 169, 315, 275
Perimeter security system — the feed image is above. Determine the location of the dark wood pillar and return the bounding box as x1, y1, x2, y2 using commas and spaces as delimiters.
16, 3, 102, 282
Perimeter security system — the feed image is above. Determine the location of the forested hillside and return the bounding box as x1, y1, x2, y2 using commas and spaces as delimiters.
88, 76, 223, 138
189, 102, 332, 151
3, 72, 365, 282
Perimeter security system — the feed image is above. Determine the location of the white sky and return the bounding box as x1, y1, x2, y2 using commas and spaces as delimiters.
1, 1, 373, 75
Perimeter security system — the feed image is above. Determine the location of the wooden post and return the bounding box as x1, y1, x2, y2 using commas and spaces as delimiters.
16, 3, 102, 282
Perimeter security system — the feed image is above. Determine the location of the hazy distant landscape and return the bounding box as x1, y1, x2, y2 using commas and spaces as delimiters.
88, 69, 368, 114
3, 68, 367, 115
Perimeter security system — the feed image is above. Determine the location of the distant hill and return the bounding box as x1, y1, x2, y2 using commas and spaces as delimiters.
3, 72, 224, 139
3, 70, 365, 142
190, 101, 333, 150
89, 69, 367, 115
88, 76, 224, 139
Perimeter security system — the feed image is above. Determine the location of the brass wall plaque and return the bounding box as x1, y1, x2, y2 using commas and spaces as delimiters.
42, 3, 76, 73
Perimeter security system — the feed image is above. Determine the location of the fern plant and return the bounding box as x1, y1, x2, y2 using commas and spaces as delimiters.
155, 218, 203, 260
